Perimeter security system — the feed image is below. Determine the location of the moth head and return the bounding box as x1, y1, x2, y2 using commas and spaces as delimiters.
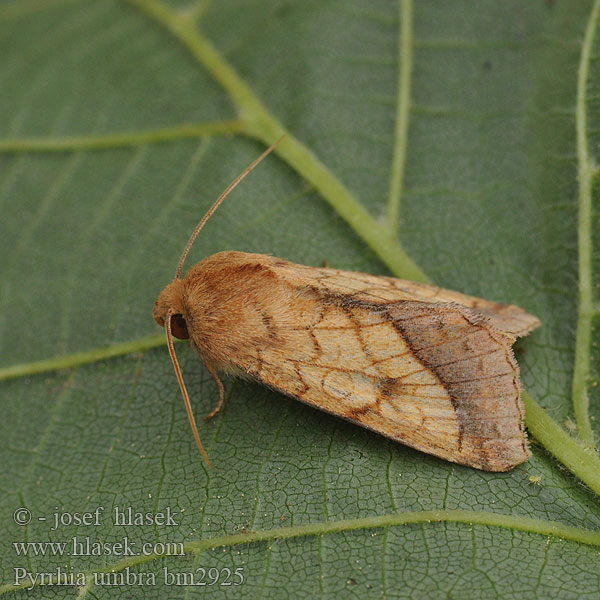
153, 276, 212, 466
155, 136, 286, 469
153, 279, 189, 339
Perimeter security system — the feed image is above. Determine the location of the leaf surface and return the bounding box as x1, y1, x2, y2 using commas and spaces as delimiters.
1, 0, 599, 598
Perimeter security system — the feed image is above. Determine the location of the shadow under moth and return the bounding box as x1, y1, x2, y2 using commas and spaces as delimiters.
154, 138, 541, 472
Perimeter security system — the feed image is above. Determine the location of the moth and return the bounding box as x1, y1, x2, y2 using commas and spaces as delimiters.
154, 139, 541, 472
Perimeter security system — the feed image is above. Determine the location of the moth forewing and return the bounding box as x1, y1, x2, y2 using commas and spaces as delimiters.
154, 140, 540, 471
378, 278, 541, 338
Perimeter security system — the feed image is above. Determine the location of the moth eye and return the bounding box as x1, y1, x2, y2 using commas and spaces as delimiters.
170, 313, 189, 340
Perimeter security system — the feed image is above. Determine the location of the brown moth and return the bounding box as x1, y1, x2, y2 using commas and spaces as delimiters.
153, 139, 541, 472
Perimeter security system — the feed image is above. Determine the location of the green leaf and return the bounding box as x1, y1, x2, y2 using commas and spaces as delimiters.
1, 0, 600, 598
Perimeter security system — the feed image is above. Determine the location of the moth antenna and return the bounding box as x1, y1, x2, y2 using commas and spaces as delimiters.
166, 310, 213, 467
175, 135, 286, 279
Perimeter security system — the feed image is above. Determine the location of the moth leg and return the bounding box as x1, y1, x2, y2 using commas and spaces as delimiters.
202, 360, 226, 422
